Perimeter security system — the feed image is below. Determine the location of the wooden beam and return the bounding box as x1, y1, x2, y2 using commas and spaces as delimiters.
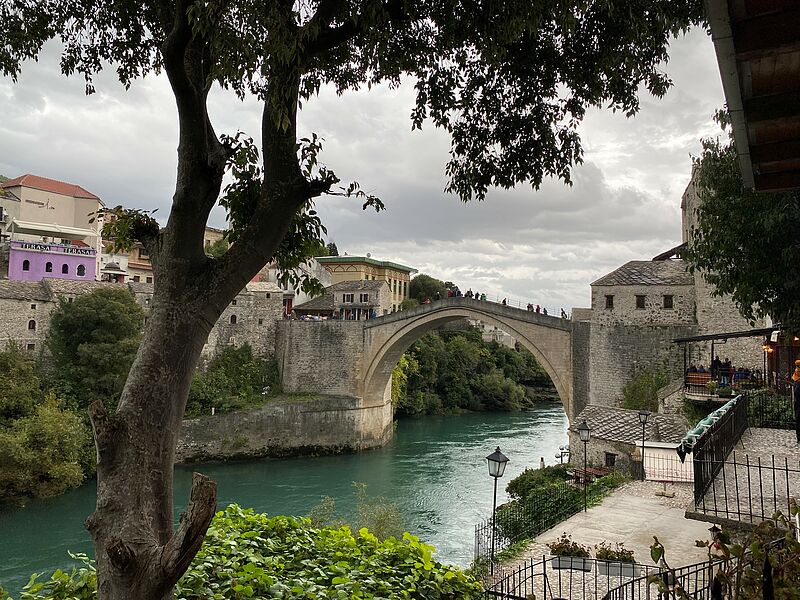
753, 169, 800, 192
750, 139, 800, 163
732, 7, 800, 56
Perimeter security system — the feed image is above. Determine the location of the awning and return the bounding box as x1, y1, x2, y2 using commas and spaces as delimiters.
673, 326, 780, 344
8, 218, 99, 240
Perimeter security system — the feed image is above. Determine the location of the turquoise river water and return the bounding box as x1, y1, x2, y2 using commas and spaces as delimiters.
1, 404, 568, 593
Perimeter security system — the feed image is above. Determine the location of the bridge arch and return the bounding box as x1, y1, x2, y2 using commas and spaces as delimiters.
362, 300, 573, 417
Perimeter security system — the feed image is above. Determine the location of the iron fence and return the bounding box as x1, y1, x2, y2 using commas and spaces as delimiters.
683, 368, 764, 396
692, 394, 750, 505
693, 451, 800, 523
486, 555, 662, 600
747, 390, 796, 430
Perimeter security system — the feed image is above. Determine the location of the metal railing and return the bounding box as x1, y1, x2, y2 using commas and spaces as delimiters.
683, 368, 765, 396
486, 555, 663, 600
692, 394, 750, 505
693, 452, 800, 523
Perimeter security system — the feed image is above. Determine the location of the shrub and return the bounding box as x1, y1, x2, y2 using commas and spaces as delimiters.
622, 369, 668, 412
595, 541, 635, 563
506, 464, 571, 501
547, 533, 590, 557
8, 505, 483, 600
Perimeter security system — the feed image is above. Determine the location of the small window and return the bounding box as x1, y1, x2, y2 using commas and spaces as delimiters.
360, 293, 370, 302
605, 295, 614, 310
266, 293, 271, 299
22, 260, 30, 271
67, 297, 73, 303
343, 293, 354, 303
138, 248, 149, 259
635, 295, 646, 309
28, 320, 36, 331
26, 343, 35, 351
232, 299, 237, 306
258, 318, 264, 325
30, 303, 36, 310
61, 264, 69, 274
77, 264, 86, 277
604, 452, 617, 468
393, 280, 397, 293
45, 262, 53, 273
230, 314, 237, 325
663, 295, 674, 309
133, 275, 141, 282
145, 298, 150, 306
146, 276, 153, 283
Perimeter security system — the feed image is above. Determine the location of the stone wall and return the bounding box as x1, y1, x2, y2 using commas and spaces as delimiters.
588, 323, 698, 406
275, 320, 366, 398
570, 319, 591, 419
176, 394, 393, 462
567, 431, 636, 473
591, 283, 696, 326
0, 296, 53, 352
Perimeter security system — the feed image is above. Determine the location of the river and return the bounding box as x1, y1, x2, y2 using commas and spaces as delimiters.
0, 403, 568, 593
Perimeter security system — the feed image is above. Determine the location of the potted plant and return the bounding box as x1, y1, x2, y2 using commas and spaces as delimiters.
547, 533, 592, 571
595, 541, 639, 577
705, 380, 719, 395
717, 386, 733, 398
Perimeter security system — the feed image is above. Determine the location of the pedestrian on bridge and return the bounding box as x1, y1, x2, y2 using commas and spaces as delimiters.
480, 293, 486, 301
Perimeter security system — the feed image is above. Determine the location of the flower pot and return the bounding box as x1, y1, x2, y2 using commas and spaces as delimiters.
550, 556, 592, 572
596, 560, 639, 578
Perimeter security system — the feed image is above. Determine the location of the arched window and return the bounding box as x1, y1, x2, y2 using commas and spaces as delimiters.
22, 260, 30, 271
77, 264, 86, 277
230, 314, 237, 325
28, 320, 36, 331
61, 264, 69, 274
45, 262, 53, 273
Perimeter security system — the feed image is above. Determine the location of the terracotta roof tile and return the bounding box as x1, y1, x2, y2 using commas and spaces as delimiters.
1, 174, 100, 201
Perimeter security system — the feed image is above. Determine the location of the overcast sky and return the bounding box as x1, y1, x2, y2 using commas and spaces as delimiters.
0, 28, 725, 312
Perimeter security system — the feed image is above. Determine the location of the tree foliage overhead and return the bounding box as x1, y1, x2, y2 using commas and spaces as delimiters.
683, 120, 800, 331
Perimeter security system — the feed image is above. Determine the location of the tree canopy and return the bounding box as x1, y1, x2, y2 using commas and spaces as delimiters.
683, 122, 800, 331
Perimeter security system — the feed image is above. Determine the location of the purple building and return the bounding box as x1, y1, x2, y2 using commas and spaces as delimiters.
8, 240, 96, 282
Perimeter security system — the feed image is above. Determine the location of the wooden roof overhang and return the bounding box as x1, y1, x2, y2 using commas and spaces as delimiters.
707, 0, 800, 192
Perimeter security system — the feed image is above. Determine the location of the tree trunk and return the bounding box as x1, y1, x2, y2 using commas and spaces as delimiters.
87, 289, 219, 600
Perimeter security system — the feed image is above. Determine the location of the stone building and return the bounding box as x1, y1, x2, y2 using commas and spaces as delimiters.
0, 278, 283, 360
316, 255, 416, 312
256, 257, 332, 315
577, 166, 766, 409
293, 280, 392, 319
568, 405, 688, 476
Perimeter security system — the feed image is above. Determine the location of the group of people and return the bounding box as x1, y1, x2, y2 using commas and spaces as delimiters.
420, 287, 570, 319
686, 357, 755, 386
525, 303, 548, 315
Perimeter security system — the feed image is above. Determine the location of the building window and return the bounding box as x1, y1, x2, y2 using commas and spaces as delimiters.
266, 293, 271, 299
61, 264, 69, 274
133, 275, 141, 282
45, 262, 53, 273
138, 248, 149, 259
343, 293, 354, 303
230, 315, 237, 324
232, 298, 237, 306
77, 264, 86, 277
635, 295, 646, 309
30, 303, 36, 310
145, 298, 150, 306
28, 320, 36, 331
67, 297, 73, 303
360, 293, 369, 302
22, 259, 30, 271
604, 295, 614, 310
663, 295, 674, 309
258, 318, 264, 325
146, 276, 153, 283
26, 343, 35, 351
604, 452, 617, 468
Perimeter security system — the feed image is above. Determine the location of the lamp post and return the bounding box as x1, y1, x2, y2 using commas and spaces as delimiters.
577, 421, 591, 512
638, 410, 651, 482
486, 446, 509, 575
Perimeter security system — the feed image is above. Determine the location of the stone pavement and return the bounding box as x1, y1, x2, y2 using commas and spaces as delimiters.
490, 482, 713, 599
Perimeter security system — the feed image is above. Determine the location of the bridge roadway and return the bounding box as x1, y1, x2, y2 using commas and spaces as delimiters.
276, 297, 577, 427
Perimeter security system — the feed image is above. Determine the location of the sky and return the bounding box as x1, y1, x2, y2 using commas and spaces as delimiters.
0, 27, 726, 312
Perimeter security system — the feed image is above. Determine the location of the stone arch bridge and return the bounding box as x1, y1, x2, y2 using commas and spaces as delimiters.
274, 298, 586, 450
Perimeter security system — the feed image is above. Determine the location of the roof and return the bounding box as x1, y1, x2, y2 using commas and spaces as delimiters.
651, 243, 687, 262
707, 0, 800, 191
329, 280, 388, 292
0, 280, 52, 301
293, 292, 335, 313
591, 260, 694, 287
673, 326, 780, 344
316, 255, 417, 274
571, 405, 689, 445
1, 174, 101, 201
126, 281, 154, 295
42, 278, 115, 296
245, 281, 282, 293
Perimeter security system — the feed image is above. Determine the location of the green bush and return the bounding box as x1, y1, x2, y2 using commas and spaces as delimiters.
186, 345, 280, 417
506, 464, 571, 501
622, 369, 668, 412
8, 505, 483, 600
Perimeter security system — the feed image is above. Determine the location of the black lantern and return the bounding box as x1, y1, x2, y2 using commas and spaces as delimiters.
577, 420, 591, 443
638, 411, 650, 481
576, 421, 591, 512
486, 446, 509, 478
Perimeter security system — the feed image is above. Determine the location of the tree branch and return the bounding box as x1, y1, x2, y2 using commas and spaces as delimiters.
160, 473, 217, 585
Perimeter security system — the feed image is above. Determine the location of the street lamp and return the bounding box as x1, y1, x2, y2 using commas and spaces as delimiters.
555, 444, 570, 464
577, 421, 591, 512
486, 446, 509, 575
638, 410, 651, 482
